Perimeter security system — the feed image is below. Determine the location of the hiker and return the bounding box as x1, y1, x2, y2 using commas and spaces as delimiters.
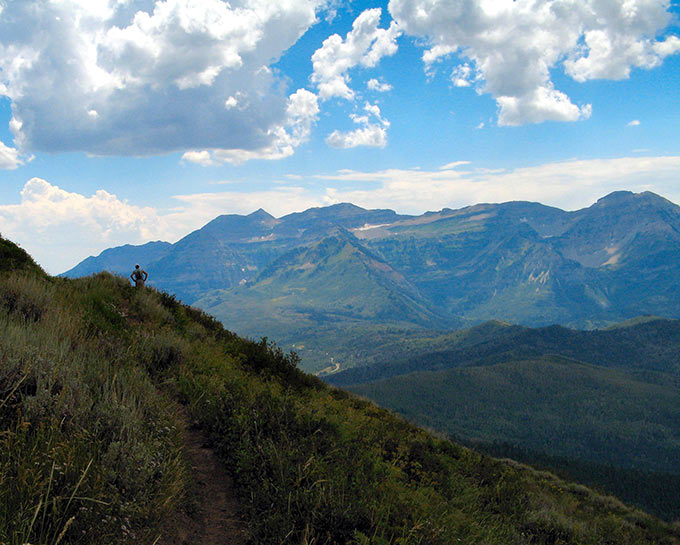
130, 264, 148, 288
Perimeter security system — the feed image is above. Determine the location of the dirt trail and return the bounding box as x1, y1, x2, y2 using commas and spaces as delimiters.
163, 422, 249, 545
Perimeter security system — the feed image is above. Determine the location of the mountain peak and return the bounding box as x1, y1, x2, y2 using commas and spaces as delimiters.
248, 208, 274, 219
326, 202, 366, 212
593, 190, 636, 206
594, 190, 674, 208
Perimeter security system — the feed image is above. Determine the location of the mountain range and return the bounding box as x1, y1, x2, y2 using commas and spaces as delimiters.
58, 191, 680, 522
64, 190, 680, 372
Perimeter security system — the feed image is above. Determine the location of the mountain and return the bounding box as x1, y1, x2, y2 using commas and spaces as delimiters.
63, 191, 680, 372
554, 191, 680, 268
199, 228, 443, 335
63, 240, 172, 278
7, 235, 680, 543
355, 190, 680, 327
62, 203, 413, 303
325, 317, 680, 386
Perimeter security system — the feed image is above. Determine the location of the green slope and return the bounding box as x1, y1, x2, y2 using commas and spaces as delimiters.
0, 236, 45, 275
3, 234, 680, 544
196, 229, 446, 372
347, 356, 680, 518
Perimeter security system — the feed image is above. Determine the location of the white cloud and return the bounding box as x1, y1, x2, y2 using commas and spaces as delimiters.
439, 161, 471, 170
311, 8, 401, 100
388, 0, 680, 125
367, 78, 393, 92
5, 156, 680, 273
186, 88, 319, 165
224, 95, 239, 109
451, 63, 474, 87
313, 155, 680, 212
497, 85, 593, 126
0, 141, 23, 169
628, 119, 641, 126
0, 0, 322, 159
0, 178, 172, 274
182, 150, 216, 166
326, 101, 390, 148
326, 124, 388, 149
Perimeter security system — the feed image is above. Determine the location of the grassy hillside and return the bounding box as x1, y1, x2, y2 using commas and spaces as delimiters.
2, 236, 680, 544
346, 356, 680, 520
468, 441, 680, 522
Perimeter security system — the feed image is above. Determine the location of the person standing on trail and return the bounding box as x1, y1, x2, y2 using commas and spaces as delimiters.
130, 264, 148, 288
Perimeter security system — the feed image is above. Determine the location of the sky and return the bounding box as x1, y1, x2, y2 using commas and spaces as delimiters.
0, 0, 679, 274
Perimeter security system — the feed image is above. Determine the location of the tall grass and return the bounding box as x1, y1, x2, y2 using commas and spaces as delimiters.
0, 272, 189, 544
165, 308, 680, 544
1, 254, 679, 544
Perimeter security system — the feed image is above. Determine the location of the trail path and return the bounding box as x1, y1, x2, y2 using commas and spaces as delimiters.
163, 421, 249, 545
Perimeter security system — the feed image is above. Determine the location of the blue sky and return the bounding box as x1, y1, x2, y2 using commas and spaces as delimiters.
0, 0, 679, 273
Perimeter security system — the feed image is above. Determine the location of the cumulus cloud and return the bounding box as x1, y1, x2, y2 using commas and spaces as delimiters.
311, 8, 401, 100
0, 0, 322, 159
451, 63, 475, 87
497, 85, 592, 126
0, 178, 173, 273
182, 150, 216, 166
326, 102, 390, 148
0, 141, 24, 169
388, 0, 680, 125
184, 88, 319, 164
367, 78, 393, 92
628, 119, 641, 126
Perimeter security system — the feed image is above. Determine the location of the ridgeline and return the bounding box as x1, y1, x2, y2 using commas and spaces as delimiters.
2, 235, 679, 544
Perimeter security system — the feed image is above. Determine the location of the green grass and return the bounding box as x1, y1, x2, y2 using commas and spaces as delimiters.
2, 235, 680, 544
0, 272, 190, 544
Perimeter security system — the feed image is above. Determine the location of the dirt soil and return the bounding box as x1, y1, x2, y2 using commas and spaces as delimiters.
162, 422, 250, 545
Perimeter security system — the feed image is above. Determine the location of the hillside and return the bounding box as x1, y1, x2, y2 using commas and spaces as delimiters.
347, 356, 680, 473
328, 321, 680, 520
326, 317, 680, 386
3, 235, 680, 544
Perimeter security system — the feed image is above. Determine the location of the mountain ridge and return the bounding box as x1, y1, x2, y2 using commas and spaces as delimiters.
63, 191, 680, 361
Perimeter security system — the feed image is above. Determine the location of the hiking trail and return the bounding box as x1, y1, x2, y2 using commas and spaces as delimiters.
163, 420, 249, 545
